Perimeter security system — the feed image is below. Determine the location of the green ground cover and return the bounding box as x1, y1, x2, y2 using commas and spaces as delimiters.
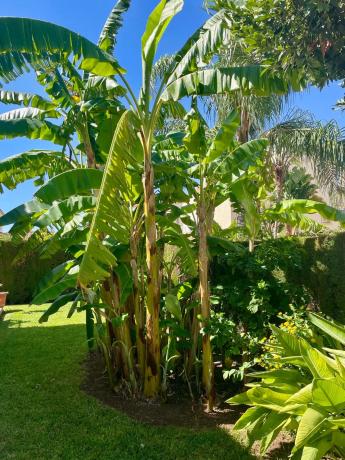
0, 305, 252, 460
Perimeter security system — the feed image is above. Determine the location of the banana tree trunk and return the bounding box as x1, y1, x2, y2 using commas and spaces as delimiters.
130, 235, 145, 381
79, 123, 97, 169
142, 133, 161, 398
198, 201, 215, 412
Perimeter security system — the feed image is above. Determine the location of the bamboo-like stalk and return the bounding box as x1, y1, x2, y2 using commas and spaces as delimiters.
141, 131, 161, 398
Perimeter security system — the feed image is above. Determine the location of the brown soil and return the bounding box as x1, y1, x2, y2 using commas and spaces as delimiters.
81, 351, 241, 429
81, 352, 294, 459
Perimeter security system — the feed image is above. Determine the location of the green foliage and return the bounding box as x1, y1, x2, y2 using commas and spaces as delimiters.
209, 0, 345, 85
0, 17, 123, 84
284, 166, 319, 200
298, 233, 345, 322
228, 314, 345, 459
0, 239, 67, 304
209, 238, 310, 380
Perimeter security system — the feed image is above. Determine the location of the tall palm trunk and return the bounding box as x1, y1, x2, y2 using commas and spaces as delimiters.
141, 131, 161, 398
198, 196, 215, 412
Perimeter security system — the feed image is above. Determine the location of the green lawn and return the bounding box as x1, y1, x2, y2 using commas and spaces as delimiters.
0, 305, 253, 460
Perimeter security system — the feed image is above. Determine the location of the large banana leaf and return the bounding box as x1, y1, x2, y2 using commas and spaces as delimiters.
0, 199, 47, 226
98, 0, 132, 53
34, 168, 103, 204
0, 17, 123, 83
79, 110, 142, 286
162, 66, 303, 101
0, 117, 67, 144
0, 90, 57, 110
34, 195, 97, 229
141, 0, 183, 104
0, 150, 71, 192
266, 199, 345, 227
204, 110, 239, 163
169, 9, 231, 82
0, 107, 59, 120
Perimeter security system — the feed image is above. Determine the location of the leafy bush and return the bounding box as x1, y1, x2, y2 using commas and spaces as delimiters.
299, 232, 345, 322
0, 239, 67, 304
209, 238, 310, 379
228, 313, 345, 459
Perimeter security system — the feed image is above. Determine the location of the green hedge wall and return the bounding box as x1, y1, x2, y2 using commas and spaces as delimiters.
298, 232, 345, 322
0, 238, 67, 305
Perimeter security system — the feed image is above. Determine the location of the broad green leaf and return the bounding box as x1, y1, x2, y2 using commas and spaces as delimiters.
256, 412, 288, 455
165, 293, 182, 321
169, 9, 231, 81
227, 391, 251, 405
283, 383, 313, 406
271, 325, 301, 356
79, 110, 142, 286
98, 0, 132, 53
233, 406, 268, 431
0, 117, 67, 145
301, 436, 333, 460
0, 150, 71, 192
0, 107, 59, 120
248, 369, 306, 384
35, 169, 103, 204
0, 17, 123, 84
294, 406, 329, 452
204, 110, 239, 164
300, 340, 336, 379
35, 260, 76, 295
163, 227, 197, 277
0, 90, 57, 110
267, 200, 345, 228
34, 195, 97, 228
31, 273, 78, 305
310, 313, 345, 346
39, 292, 77, 323
141, 0, 183, 103
162, 66, 304, 101
0, 199, 47, 226
312, 378, 345, 411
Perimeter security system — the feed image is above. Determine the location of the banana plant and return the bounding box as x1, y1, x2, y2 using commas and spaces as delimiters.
0, 1, 132, 190
0, 0, 303, 402
75, 0, 303, 401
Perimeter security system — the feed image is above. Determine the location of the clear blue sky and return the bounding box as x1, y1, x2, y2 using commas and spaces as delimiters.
0, 0, 344, 216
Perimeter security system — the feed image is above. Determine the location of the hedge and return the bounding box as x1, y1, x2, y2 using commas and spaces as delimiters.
0, 237, 67, 305
298, 232, 345, 322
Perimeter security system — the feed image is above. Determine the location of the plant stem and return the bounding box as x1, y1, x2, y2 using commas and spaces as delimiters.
140, 129, 161, 398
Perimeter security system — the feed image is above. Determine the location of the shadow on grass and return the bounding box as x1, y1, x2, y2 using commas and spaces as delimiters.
0, 312, 254, 460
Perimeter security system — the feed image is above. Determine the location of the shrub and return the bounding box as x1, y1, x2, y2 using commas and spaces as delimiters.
209, 238, 310, 379
0, 239, 67, 304
228, 313, 345, 459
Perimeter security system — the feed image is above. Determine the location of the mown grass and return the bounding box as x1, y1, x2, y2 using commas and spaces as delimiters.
0, 305, 253, 460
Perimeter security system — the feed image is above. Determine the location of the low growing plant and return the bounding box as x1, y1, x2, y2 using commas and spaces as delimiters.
228, 313, 345, 459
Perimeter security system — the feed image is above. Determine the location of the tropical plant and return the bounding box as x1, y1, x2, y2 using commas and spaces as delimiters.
0, 0, 305, 408
228, 313, 345, 459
